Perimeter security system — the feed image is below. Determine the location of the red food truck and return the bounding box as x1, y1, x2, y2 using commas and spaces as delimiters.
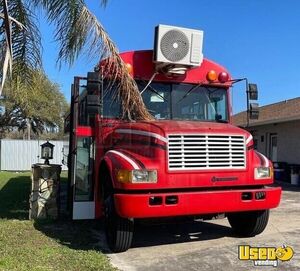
64, 25, 281, 252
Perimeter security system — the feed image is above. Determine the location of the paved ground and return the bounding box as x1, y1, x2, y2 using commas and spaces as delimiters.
104, 183, 300, 271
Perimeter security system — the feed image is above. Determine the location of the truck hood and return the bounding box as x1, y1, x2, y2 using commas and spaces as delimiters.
110, 120, 263, 191
117, 120, 250, 138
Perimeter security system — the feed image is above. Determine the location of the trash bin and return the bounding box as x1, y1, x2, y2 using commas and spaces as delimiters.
273, 162, 288, 182
289, 164, 300, 186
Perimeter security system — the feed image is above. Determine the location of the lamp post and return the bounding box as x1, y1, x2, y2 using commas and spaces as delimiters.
40, 141, 54, 165
30, 141, 61, 220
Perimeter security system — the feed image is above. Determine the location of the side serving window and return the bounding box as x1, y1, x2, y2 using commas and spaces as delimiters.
102, 83, 121, 118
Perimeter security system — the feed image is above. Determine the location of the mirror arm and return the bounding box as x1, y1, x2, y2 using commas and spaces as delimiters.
246, 78, 250, 127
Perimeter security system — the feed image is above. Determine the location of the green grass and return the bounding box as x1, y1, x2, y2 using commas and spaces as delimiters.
0, 172, 116, 271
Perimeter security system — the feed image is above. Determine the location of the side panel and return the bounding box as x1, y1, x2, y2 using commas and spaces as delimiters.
73, 202, 95, 220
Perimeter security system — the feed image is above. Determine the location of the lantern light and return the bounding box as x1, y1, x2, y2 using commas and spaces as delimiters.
218, 72, 229, 83
40, 141, 55, 165
206, 70, 217, 82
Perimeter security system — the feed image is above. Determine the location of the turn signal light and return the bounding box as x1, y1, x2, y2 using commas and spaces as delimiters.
116, 169, 131, 183
206, 70, 217, 82
116, 169, 158, 183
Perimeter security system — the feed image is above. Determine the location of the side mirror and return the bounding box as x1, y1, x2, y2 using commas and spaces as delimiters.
246, 82, 259, 124
248, 83, 258, 100
87, 94, 100, 115
249, 103, 259, 119
87, 72, 101, 94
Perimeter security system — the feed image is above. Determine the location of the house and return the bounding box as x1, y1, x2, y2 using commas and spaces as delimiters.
233, 97, 300, 164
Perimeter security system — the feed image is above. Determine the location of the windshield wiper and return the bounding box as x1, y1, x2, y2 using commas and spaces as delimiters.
176, 83, 203, 104
140, 81, 167, 102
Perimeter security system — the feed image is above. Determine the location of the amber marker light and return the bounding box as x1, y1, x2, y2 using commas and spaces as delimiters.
125, 63, 133, 75
206, 70, 217, 82
116, 169, 131, 183
218, 72, 229, 83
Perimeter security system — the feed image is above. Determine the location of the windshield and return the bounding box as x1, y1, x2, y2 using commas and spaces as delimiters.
138, 82, 229, 122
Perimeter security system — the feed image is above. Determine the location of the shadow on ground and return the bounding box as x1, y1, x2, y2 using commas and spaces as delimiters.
0, 175, 31, 219
131, 219, 233, 248
275, 180, 300, 192
34, 217, 235, 252
34, 219, 109, 251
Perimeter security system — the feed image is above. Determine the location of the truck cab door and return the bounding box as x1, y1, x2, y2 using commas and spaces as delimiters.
68, 77, 96, 220
72, 132, 95, 219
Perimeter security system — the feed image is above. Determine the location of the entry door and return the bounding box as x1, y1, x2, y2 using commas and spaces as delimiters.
72, 136, 95, 219
270, 134, 278, 161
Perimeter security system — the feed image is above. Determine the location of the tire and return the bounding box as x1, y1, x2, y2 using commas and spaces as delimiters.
104, 195, 134, 253
227, 209, 269, 237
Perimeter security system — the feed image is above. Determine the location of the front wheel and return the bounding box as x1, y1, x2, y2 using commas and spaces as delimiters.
227, 209, 269, 237
104, 196, 134, 252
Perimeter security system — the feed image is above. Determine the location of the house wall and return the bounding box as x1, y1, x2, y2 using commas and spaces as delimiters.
249, 120, 300, 164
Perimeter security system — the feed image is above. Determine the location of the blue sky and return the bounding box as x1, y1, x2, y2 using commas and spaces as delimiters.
40, 0, 300, 113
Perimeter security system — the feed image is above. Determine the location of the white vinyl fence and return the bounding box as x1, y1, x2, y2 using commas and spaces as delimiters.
0, 139, 68, 171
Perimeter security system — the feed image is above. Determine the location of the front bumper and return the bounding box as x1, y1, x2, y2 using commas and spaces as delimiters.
114, 187, 281, 218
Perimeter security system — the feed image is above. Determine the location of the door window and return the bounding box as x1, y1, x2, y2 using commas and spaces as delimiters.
74, 137, 94, 201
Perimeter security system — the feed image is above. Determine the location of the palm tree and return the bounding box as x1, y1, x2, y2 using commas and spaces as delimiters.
0, 0, 152, 120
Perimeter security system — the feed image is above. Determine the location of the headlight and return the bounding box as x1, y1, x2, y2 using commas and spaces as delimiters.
132, 170, 157, 183
116, 169, 157, 183
254, 167, 272, 179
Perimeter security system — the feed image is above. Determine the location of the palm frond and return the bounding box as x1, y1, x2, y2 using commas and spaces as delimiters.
8, 0, 42, 78
34, 0, 153, 120
0, 0, 12, 95
0, 0, 42, 93
0, 12, 25, 29
2, 0, 12, 66
78, 6, 153, 120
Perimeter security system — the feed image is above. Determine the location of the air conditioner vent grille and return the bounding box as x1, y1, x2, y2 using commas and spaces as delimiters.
160, 30, 189, 62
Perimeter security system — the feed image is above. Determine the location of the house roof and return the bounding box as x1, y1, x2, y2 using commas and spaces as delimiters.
233, 97, 300, 127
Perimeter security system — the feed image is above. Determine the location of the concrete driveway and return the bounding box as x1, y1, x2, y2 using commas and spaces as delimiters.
104, 184, 300, 271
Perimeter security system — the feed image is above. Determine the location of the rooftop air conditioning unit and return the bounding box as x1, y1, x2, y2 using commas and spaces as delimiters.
153, 24, 204, 70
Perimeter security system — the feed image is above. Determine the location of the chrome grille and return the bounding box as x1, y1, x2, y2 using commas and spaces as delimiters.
168, 134, 246, 170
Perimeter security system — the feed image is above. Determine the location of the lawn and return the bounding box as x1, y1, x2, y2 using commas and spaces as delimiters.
0, 172, 116, 271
